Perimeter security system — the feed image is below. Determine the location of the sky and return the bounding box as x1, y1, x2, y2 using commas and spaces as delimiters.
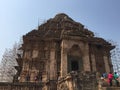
0, 0, 120, 62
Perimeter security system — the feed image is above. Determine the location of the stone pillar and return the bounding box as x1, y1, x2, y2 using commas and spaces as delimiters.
103, 56, 110, 73
91, 54, 96, 72
61, 40, 68, 77
83, 43, 91, 71
49, 48, 57, 80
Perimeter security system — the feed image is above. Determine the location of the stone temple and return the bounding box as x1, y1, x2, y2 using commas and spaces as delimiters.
1, 13, 119, 90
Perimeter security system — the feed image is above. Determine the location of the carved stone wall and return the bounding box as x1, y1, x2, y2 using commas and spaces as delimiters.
57, 71, 97, 90
11, 13, 115, 90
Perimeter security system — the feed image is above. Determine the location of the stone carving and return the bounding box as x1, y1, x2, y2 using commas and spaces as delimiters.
58, 82, 69, 90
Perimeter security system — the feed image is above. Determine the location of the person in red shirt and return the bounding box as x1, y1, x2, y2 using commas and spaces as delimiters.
108, 72, 113, 86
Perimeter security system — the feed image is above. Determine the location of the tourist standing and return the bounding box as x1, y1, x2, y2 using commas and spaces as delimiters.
108, 72, 113, 86
114, 72, 119, 86
26, 74, 30, 82
34, 75, 39, 82
102, 72, 107, 79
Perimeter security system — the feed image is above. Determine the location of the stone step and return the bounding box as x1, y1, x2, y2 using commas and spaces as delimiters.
102, 87, 120, 90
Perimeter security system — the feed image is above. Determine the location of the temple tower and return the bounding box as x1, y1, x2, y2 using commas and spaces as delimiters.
16, 13, 114, 90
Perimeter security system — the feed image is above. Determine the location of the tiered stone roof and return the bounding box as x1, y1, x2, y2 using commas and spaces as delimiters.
25, 13, 94, 39
23, 13, 114, 49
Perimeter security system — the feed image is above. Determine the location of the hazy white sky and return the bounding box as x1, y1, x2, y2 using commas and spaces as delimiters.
0, 0, 120, 61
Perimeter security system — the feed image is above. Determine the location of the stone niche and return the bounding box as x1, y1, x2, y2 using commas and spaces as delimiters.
67, 44, 83, 72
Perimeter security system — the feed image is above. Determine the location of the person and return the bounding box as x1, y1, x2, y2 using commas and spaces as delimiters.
100, 72, 107, 81
113, 72, 119, 86
108, 72, 113, 86
18, 76, 20, 81
102, 72, 107, 79
26, 74, 30, 82
100, 74, 104, 80
34, 75, 39, 82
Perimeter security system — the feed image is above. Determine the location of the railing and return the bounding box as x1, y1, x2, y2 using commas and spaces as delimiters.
0, 82, 43, 90
99, 78, 120, 87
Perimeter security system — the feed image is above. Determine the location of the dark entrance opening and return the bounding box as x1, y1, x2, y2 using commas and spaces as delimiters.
71, 60, 79, 71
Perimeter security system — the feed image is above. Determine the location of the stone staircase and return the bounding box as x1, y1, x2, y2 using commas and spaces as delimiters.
102, 87, 120, 90
98, 79, 120, 90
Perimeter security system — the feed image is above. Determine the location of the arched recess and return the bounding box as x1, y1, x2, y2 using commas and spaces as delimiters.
67, 44, 83, 73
